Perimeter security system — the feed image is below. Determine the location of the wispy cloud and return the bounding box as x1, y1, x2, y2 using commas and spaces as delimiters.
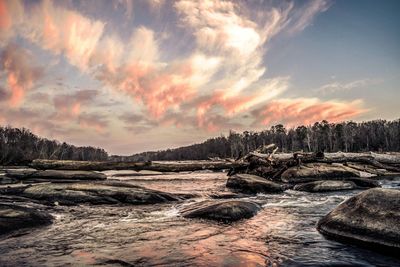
252, 98, 367, 127
316, 79, 381, 94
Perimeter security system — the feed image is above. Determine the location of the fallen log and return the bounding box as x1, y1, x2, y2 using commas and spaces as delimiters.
235, 147, 400, 182
29, 159, 248, 172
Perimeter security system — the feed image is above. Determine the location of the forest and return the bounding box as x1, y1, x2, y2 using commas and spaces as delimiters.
128, 119, 400, 161
1, 119, 400, 165
0, 126, 108, 165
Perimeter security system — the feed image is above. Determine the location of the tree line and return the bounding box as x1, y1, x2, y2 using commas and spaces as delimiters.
128, 119, 400, 161
0, 126, 108, 165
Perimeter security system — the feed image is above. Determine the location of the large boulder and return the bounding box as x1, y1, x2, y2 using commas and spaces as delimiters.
0, 204, 53, 235
5, 169, 106, 181
1, 181, 184, 205
317, 188, 400, 251
226, 174, 283, 194
293, 180, 357, 192
182, 200, 261, 222
281, 163, 358, 183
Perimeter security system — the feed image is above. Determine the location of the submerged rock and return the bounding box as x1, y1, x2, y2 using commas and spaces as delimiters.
2, 181, 184, 205
226, 174, 283, 194
182, 200, 261, 222
281, 163, 358, 183
5, 169, 106, 181
0, 204, 53, 235
293, 180, 357, 192
317, 188, 400, 251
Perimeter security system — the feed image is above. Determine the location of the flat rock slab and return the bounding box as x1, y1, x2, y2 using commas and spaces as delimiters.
2, 181, 184, 205
293, 180, 357, 192
182, 200, 261, 222
281, 163, 358, 183
226, 174, 283, 194
5, 169, 106, 181
0, 204, 53, 235
317, 188, 400, 251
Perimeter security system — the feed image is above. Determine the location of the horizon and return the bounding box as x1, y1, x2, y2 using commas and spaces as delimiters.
0, 0, 399, 155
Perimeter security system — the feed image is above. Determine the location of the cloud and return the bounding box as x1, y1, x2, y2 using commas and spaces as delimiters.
53, 89, 98, 116
2, 0, 365, 145
0, 0, 24, 44
24, 0, 105, 71
0, 43, 43, 107
287, 0, 331, 34
0, 85, 10, 101
78, 113, 108, 133
316, 79, 379, 94
252, 98, 367, 127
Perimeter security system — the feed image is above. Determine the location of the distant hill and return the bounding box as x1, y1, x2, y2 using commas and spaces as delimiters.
123, 119, 400, 162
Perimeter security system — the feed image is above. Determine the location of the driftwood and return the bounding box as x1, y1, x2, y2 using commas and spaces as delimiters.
29, 159, 248, 172
231, 145, 400, 182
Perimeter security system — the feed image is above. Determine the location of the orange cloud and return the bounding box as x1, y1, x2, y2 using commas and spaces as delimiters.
0, 44, 43, 107
0, 0, 12, 30
253, 98, 368, 127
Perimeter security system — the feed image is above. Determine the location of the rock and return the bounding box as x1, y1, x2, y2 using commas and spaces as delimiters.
226, 174, 283, 194
2, 181, 185, 205
208, 191, 246, 199
317, 188, 400, 251
0, 204, 53, 235
182, 200, 261, 222
281, 163, 359, 183
5, 169, 106, 181
293, 180, 357, 192
345, 177, 380, 188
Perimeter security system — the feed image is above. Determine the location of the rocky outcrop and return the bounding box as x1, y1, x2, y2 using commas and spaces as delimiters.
0, 204, 53, 235
317, 188, 400, 251
182, 200, 261, 222
281, 163, 359, 183
5, 169, 106, 181
226, 174, 283, 194
293, 180, 357, 192
1, 181, 185, 205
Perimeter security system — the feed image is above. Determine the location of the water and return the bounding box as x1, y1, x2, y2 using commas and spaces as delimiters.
1, 172, 400, 266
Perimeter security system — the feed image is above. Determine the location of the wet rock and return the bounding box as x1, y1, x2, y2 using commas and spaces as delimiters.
226, 174, 283, 194
182, 200, 261, 222
208, 191, 246, 199
317, 188, 400, 251
293, 180, 357, 192
281, 163, 358, 183
345, 177, 380, 188
0, 204, 53, 235
5, 169, 106, 181
2, 181, 184, 205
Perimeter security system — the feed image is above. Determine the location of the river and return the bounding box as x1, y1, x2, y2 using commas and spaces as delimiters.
1, 171, 400, 266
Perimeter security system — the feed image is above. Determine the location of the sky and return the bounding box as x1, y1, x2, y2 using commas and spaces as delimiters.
0, 0, 399, 155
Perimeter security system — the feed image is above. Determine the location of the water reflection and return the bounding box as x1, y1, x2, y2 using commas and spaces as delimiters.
0, 172, 399, 266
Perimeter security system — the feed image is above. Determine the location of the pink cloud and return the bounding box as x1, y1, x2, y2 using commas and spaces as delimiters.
0, 43, 43, 107
0, 0, 12, 31
53, 90, 98, 117
26, 0, 105, 71
253, 98, 368, 127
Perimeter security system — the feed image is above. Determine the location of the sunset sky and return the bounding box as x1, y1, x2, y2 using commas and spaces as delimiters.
0, 0, 399, 155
